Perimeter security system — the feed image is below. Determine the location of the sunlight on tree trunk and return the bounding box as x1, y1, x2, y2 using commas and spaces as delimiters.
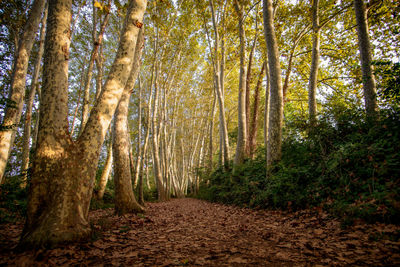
263, 0, 283, 167
113, 27, 145, 215
20, 4, 48, 184
20, 0, 147, 248
0, 0, 46, 184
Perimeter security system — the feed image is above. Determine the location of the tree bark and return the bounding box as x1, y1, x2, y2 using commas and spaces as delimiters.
308, 0, 320, 124
354, 0, 378, 118
264, 59, 270, 160
208, 90, 217, 170
113, 27, 144, 215
80, 2, 111, 133
263, 0, 284, 166
133, 77, 143, 187
209, 0, 230, 167
0, 0, 46, 184
20, 4, 48, 182
97, 131, 113, 200
20, 0, 147, 248
234, 0, 247, 166
249, 62, 265, 158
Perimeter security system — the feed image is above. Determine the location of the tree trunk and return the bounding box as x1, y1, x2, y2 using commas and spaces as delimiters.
308, 0, 320, 124
234, 0, 247, 165
209, 0, 230, 168
246, 27, 258, 154
20, 4, 48, 182
97, 132, 113, 200
354, 0, 378, 118
263, 0, 284, 166
264, 59, 270, 160
133, 77, 143, 187
80, 2, 111, 133
249, 62, 265, 158
208, 91, 217, 170
152, 67, 167, 201
0, 0, 46, 184
20, 0, 147, 248
113, 27, 144, 214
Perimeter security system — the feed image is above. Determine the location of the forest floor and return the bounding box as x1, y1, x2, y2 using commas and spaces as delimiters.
0, 198, 400, 266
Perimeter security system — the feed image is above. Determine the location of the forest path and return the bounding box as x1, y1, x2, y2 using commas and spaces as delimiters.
1, 198, 399, 266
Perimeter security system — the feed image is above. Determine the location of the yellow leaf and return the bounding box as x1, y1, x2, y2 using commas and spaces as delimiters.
94, 1, 102, 10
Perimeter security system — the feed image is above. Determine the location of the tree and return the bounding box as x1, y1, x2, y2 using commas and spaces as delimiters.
233, 0, 248, 165
80, 0, 111, 133
263, 0, 284, 167
97, 131, 113, 200
0, 0, 46, 184
20, 3, 48, 182
354, 0, 378, 118
19, 0, 148, 248
208, 0, 230, 168
113, 27, 145, 215
308, 0, 320, 124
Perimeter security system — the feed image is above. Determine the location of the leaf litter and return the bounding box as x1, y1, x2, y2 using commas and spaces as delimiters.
0, 198, 399, 266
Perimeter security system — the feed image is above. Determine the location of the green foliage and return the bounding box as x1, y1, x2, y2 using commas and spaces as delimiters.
374, 61, 400, 107
198, 108, 400, 225
141, 186, 158, 202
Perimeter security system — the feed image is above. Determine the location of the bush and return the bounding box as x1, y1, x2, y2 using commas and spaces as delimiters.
198, 108, 400, 225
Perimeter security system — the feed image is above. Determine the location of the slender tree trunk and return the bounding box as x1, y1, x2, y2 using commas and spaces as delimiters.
234, 0, 247, 165
354, 0, 378, 118
21, 4, 48, 181
0, 0, 46, 184
209, 91, 217, 170
152, 66, 167, 201
249, 62, 265, 158
97, 131, 113, 200
95, 44, 104, 100
264, 59, 270, 159
263, 0, 284, 166
20, 0, 147, 248
133, 77, 143, 187
308, 0, 320, 124
246, 27, 258, 154
209, 0, 230, 167
80, 2, 110, 133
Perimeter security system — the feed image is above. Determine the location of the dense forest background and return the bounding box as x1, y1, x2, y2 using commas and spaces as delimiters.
0, 0, 399, 249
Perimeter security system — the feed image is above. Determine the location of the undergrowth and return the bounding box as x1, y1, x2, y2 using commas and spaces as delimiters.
197, 108, 400, 225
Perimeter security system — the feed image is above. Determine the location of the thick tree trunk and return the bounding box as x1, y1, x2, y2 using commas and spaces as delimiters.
308, 0, 320, 124
234, 0, 247, 166
0, 0, 46, 184
263, 0, 284, 166
21, 4, 48, 181
20, 0, 147, 248
354, 0, 378, 118
113, 27, 144, 215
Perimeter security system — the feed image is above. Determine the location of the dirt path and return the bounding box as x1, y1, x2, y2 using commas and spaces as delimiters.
1, 198, 399, 266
